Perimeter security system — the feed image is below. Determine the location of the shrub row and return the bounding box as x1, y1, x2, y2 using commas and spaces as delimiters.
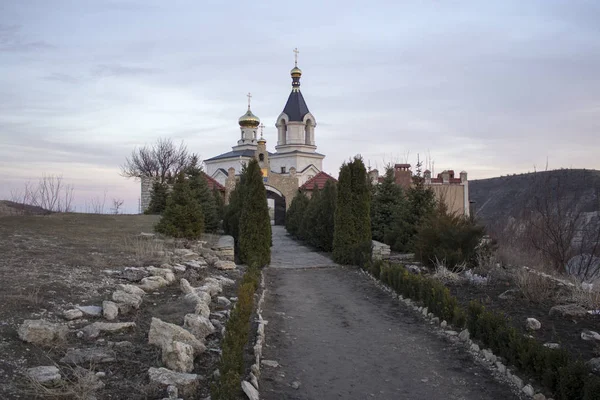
374, 262, 600, 400
211, 266, 261, 400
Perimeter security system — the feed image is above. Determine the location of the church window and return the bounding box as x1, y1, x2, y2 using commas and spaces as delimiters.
281, 167, 286, 174
259, 153, 264, 162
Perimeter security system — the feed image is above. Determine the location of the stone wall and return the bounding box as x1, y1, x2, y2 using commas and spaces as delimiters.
141, 177, 153, 213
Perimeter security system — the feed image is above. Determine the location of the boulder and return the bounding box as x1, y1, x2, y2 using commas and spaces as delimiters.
162, 341, 195, 373
215, 260, 236, 270
26, 366, 61, 385
63, 309, 84, 320
139, 276, 168, 292
183, 314, 215, 340
242, 380, 259, 400
116, 284, 146, 297
194, 302, 211, 318
102, 301, 119, 321
82, 322, 136, 339
184, 260, 206, 270
566, 254, 600, 282
581, 329, 600, 341
112, 290, 142, 309
121, 267, 149, 282
173, 264, 187, 273
199, 279, 222, 296
148, 318, 206, 354
148, 367, 200, 397
458, 329, 470, 342
180, 279, 194, 295
173, 249, 198, 261
549, 304, 587, 318
147, 267, 176, 284
215, 276, 235, 286
587, 357, 600, 373
214, 236, 235, 261
372, 240, 391, 261
18, 320, 68, 346
217, 297, 231, 307
61, 348, 116, 365
77, 305, 103, 317
522, 384, 535, 397
526, 318, 542, 331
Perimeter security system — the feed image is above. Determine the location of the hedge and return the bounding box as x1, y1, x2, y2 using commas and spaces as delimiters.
375, 262, 600, 400
211, 266, 261, 400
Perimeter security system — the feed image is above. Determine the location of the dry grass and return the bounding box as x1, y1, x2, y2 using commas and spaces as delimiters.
567, 279, 600, 310
122, 236, 168, 267
432, 259, 463, 283
25, 364, 104, 400
515, 268, 557, 303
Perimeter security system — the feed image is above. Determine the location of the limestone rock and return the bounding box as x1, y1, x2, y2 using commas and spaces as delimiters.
533, 394, 546, 400
180, 279, 194, 295
148, 318, 206, 354
544, 342, 560, 349
242, 380, 259, 400
147, 267, 176, 284
215, 276, 236, 286
495, 361, 506, 374
82, 322, 136, 339
549, 304, 587, 318
522, 384, 535, 397
64, 309, 84, 320
183, 314, 215, 340
112, 290, 142, 310
162, 341, 195, 373
217, 296, 231, 307
581, 329, 600, 341
566, 254, 600, 282
77, 305, 103, 317
148, 367, 200, 397
184, 260, 206, 270
102, 301, 119, 321
482, 349, 497, 363
199, 279, 222, 296
140, 276, 168, 292
215, 236, 235, 261
261, 359, 279, 368
121, 267, 149, 282
470, 343, 480, 352
587, 357, 600, 373
215, 260, 236, 270
18, 320, 68, 346
26, 366, 61, 385
458, 329, 470, 342
195, 302, 211, 318
116, 284, 146, 297
510, 373, 524, 389
526, 318, 542, 331
440, 320, 447, 329
173, 264, 187, 273
61, 348, 116, 365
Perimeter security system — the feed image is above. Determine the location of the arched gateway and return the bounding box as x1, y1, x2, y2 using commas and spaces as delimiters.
265, 185, 286, 225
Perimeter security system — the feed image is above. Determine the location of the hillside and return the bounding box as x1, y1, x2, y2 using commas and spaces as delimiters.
469, 169, 600, 230
0, 200, 51, 217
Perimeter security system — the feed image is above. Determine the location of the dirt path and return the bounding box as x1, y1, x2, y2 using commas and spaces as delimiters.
260, 226, 521, 400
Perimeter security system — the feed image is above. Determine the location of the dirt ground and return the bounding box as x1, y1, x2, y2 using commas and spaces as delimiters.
0, 213, 237, 399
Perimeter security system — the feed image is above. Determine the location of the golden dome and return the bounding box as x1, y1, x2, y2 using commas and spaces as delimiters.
290, 66, 302, 76
257, 135, 266, 143
238, 109, 260, 128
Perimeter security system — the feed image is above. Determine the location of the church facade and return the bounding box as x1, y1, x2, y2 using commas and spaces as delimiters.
203, 54, 326, 223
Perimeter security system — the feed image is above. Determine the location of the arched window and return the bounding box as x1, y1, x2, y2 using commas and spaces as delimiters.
279, 118, 287, 145
259, 153, 264, 162
305, 119, 312, 145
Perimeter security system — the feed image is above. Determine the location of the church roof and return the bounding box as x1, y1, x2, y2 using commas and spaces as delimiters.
300, 171, 337, 191
204, 149, 272, 162
282, 90, 310, 122
203, 172, 225, 192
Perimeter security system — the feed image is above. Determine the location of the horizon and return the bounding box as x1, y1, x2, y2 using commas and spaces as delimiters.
2, 1, 599, 213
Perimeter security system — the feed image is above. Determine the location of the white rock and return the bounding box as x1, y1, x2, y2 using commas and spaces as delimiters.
261, 359, 279, 368
173, 264, 187, 273
162, 341, 195, 373
549, 304, 587, 318
184, 260, 205, 269
18, 320, 68, 346
64, 309, 84, 320
215, 276, 235, 286
445, 330, 458, 336
250, 372, 259, 390
421, 307, 428, 316
587, 357, 600, 373
116, 284, 146, 297
217, 297, 231, 307
148, 367, 200, 397
77, 305, 103, 317
241, 380, 259, 400
148, 318, 206, 354
470, 343, 480, 352
26, 366, 61, 385
183, 314, 215, 340
215, 260, 236, 270
495, 361, 506, 374
526, 318, 541, 331
139, 276, 169, 292
482, 349, 497, 363
82, 322, 136, 339
200, 280, 222, 296
544, 342, 560, 349
147, 267, 176, 284
533, 394, 546, 400
195, 301, 211, 318
458, 329, 470, 342
61, 348, 116, 365
102, 301, 119, 321
581, 329, 600, 341
522, 384, 535, 397
180, 279, 194, 294
112, 290, 142, 309
291, 381, 301, 389
440, 320, 447, 329
510, 373, 524, 389
121, 267, 149, 282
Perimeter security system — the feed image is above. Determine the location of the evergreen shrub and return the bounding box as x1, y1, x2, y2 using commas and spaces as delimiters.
154, 173, 204, 239
145, 180, 169, 215
285, 191, 309, 238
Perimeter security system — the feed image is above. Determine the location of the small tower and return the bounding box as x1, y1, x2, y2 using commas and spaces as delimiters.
275, 48, 317, 153
234, 92, 260, 150
255, 123, 269, 181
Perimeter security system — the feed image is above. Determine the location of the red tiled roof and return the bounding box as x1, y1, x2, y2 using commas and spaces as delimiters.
300, 171, 337, 190
203, 172, 225, 192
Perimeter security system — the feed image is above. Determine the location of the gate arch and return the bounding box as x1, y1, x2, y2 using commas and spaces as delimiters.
265, 185, 286, 226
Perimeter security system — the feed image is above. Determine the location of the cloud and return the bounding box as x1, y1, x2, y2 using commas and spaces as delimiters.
92, 64, 161, 78
0, 24, 54, 52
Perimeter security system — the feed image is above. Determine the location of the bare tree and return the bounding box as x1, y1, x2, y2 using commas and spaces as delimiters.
121, 137, 195, 183
87, 190, 108, 214
111, 198, 124, 215
10, 175, 74, 213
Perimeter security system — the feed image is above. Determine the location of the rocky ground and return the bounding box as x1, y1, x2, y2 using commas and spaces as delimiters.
0, 213, 241, 399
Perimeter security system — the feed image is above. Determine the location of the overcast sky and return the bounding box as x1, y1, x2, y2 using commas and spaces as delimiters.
1, 0, 599, 213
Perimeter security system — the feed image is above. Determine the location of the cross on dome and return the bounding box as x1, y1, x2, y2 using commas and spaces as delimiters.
247, 92, 252, 110
293, 48, 299, 67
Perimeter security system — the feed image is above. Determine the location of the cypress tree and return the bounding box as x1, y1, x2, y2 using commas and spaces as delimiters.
333, 156, 372, 265
155, 172, 204, 239
213, 189, 225, 225
285, 191, 309, 238
239, 159, 271, 267
186, 157, 219, 233
371, 166, 405, 243
316, 179, 337, 251
145, 180, 169, 214
223, 166, 248, 245
300, 185, 321, 243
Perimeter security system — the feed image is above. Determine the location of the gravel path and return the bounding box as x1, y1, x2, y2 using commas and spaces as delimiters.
259, 226, 520, 400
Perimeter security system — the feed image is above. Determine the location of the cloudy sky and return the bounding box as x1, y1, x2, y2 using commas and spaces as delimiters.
1, 1, 599, 213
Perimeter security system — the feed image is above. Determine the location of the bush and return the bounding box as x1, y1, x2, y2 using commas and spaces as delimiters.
223, 166, 248, 246
299, 186, 320, 242
285, 191, 309, 238
145, 180, 169, 215
371, 166, 405, 243
332, 156, 372, 265
239, 159, 271, 267
212, 266, 260, 400
154, 173, 204, 239
414, 203, 485, 270
188, 169, 219, 233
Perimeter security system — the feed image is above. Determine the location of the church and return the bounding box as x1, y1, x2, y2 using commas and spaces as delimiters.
203, 51, 334, 224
